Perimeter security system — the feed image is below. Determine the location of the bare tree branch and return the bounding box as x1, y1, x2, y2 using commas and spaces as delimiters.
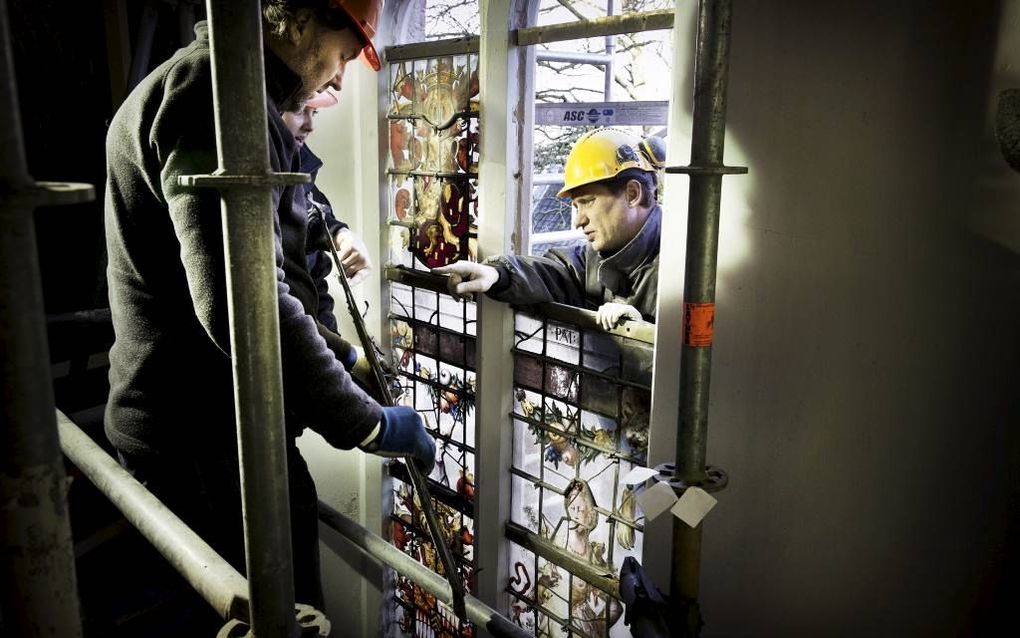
555, 0, 588, 21
535, 86, 605, 103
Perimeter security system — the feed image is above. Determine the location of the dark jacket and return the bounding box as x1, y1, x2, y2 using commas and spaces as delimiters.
300, 144, 348, 332
104, 23, 381, 457
486, 205, 662, 320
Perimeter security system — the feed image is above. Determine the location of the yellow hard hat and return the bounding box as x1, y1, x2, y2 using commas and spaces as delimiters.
557, 128, 658, 198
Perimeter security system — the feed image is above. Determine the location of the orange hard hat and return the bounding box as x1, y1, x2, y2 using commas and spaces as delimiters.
330, 0, 383, 71
305, 88, 339, 109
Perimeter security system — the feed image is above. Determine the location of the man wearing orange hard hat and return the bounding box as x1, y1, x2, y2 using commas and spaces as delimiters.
105, 1, 436, 630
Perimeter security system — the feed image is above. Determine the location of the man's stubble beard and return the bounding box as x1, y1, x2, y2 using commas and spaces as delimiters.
281, 38, 324, 112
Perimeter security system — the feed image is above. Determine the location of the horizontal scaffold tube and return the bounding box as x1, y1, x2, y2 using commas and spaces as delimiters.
316, 501, 531, 638
56, 411, 250, 623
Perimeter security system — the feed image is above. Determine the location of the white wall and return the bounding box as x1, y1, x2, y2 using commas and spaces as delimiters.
664, 1, 1019, 635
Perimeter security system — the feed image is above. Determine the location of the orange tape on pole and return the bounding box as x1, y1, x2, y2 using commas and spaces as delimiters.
683, 303, 715, 347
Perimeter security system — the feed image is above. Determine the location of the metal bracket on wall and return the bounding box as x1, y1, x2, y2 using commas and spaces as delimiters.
653, 463, 729, 494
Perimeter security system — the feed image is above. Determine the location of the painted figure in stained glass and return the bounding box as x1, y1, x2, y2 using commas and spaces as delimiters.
534, 562, 563, 638
419, 58, 471, 129
529, 401, 608, 470
390, 61, 414, 116
457, 125, 480, 173
456, 469, 475, 500
563, 480, 623, 635
509, 599, 533, 631
394, 186, 411, 220
412, 176, 472, 268
395, 484, 470, 569
389, 119, 412, 171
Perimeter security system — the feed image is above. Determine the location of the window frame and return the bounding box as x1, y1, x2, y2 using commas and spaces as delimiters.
373, 1, 690, 635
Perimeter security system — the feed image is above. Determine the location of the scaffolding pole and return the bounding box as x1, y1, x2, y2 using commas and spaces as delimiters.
0, 0, 93, 634
178, 1, 310, 635
56, 412, 251, 623
663, 0, 744, 634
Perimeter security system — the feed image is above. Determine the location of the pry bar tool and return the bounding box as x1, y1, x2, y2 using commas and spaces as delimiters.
313, 203, 468, 625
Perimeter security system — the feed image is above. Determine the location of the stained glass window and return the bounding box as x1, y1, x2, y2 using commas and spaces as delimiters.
384, 44, 480, 636
387, 54, 479, 271
387, 282, 478, 638
505, 312, 654, 637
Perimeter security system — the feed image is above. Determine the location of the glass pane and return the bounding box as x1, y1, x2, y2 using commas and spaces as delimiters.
386, 280, 477, 637
508, 310, 652, 636
511, 474, 541, 534
387, 54, 479, 271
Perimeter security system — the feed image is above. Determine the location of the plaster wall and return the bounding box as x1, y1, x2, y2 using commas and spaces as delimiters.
649, 1, 1019, 635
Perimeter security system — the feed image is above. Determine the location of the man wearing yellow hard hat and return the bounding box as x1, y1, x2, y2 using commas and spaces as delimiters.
434, 127, 666, 329
104, 1, 435, 628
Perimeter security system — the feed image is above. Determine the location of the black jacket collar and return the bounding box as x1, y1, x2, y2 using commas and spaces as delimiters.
596, 204, 662, 294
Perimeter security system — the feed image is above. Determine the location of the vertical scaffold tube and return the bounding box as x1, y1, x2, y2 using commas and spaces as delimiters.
669, 0, 743, 634
0, 0, 91, 635
202, 1, 298, 635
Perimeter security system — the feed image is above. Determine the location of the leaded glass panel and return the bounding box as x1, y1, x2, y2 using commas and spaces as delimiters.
506, 311, 653, 637
388, 54, 479, 272
386, 278, 477, 637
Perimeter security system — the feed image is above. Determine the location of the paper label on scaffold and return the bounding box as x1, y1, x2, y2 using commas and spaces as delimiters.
670, 487, 718, 528
636, 481, 678, 522
620, 466, 659, 486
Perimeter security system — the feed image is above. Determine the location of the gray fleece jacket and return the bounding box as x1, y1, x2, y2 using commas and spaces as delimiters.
104, 23, 381, 455
486, 205, 662, 320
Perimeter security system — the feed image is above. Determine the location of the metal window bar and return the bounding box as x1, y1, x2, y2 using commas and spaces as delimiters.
536, 50, 612, 66
532, 173, 565, 185
386, 36, 480, 62
604, 0, 615, 101
646, 0, 745, 634
515, 10, 674, 47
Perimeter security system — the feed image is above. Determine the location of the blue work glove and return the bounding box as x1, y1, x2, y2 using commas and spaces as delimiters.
360, 406, 436, 475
